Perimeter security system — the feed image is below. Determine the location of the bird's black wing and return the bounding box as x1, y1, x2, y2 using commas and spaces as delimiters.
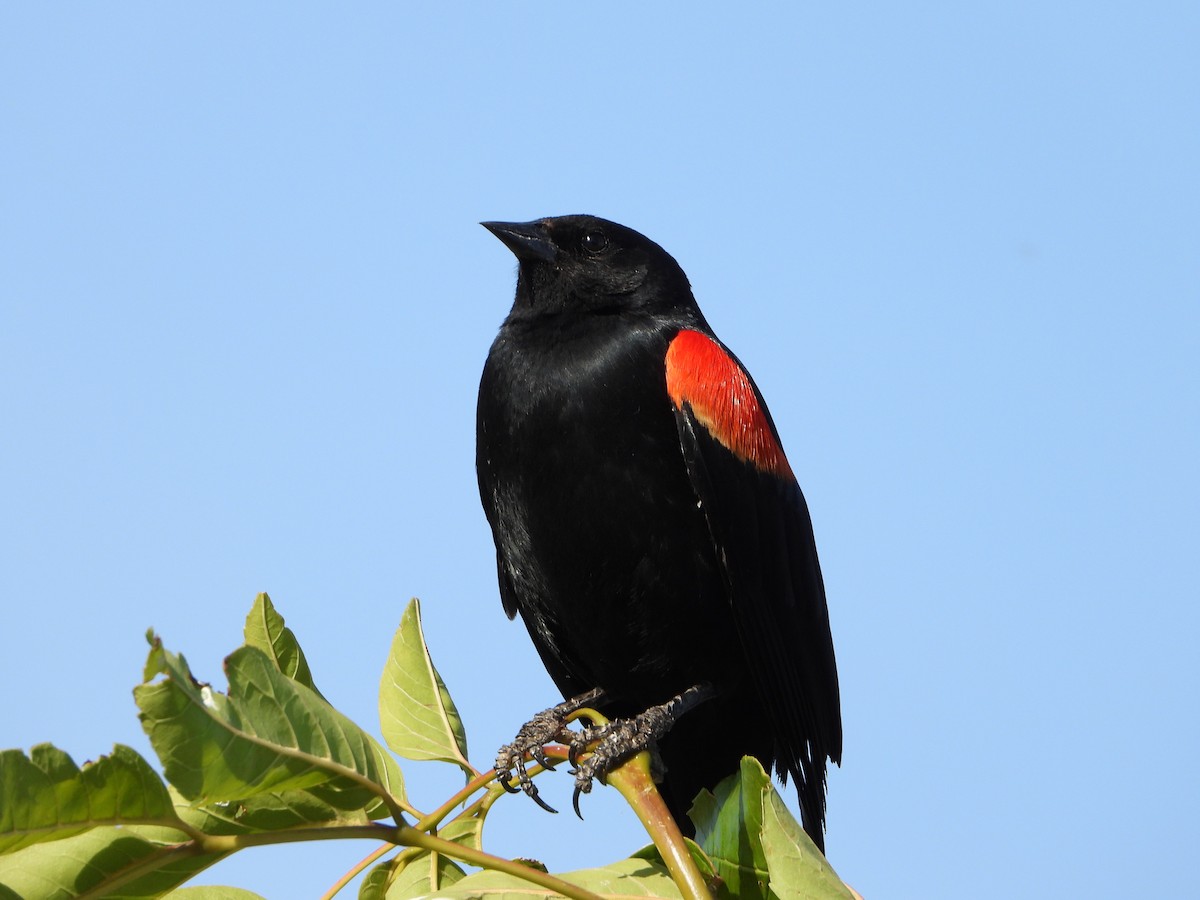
664, 328, 842, 843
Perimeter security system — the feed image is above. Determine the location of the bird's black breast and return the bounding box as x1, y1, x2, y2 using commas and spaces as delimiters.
476, 313, 733, 710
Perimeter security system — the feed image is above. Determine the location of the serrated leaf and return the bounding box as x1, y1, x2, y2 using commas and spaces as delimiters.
417, 856, 683, 899
379, 599, 470, 770
136, 637, 405, 815
0, 744, 183, 855
242, 593, 325, 701
175, 784, 373, 835
0, 824, 224, 899
691, 758, 854, 900
241, 598, 406, 823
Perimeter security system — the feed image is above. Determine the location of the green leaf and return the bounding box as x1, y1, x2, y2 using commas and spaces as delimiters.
630, 840, 720, 897
0, 744, 184, 855
165, 888, 268, 899
143, 628, 167, 683
0, 824, 224, 899
411, 855, 683, 899
136, 634, 405, 815
240, 594, 406, 821
360, 804, 488, 898
174, 785, 373, 835
359, 860, 394, 900
381, 850, 466, 899
242, 593, 325, 701
691, 757, 854, 900
435, 814, 482, 852
689, 761, 769, 900
378, 599, 470, 771
357, 868, 391, 900
761, 788, 858, 900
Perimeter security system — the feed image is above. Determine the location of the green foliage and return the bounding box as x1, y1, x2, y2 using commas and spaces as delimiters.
406, 855, 681, 898
0, 822, 227, 899
0, 593, 855, 899
137, 641, 405, 813
0, 744, 178, 854
241, 592, 324, 701
379, 599, 470, 771
690, 758, 856, 900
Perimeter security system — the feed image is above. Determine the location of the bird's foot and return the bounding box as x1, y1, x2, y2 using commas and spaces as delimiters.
567, 708, 672, 817
494, 687, 605, 814
567, 682, 717, 817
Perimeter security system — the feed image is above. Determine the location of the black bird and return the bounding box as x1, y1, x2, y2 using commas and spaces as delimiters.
477, 215, 841, 851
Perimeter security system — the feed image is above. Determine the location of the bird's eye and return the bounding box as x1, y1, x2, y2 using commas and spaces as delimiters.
581, 230, 609, 254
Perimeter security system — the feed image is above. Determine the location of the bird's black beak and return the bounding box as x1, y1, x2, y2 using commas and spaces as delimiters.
481, 220, 557, 263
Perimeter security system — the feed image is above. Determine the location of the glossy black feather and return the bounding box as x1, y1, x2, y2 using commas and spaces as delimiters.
671, 383, 842, 841
476, 215, 840, 849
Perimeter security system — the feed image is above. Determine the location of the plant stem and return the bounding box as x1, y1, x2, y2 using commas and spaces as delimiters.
566, 706, 710, 898
198, 820, 604, 900
607, 754, 713, 900
412, 766, 498, 832
201, 824, 399, 853
320, 841, 402, 900
397, 826, 605, 900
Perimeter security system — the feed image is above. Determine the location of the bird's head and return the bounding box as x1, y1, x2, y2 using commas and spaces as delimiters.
481, 215, 695, 320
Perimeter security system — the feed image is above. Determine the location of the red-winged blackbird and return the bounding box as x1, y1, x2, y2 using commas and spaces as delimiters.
477, 215, 841, 851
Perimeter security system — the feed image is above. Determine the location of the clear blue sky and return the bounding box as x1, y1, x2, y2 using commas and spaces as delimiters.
2, 5, 1197, 898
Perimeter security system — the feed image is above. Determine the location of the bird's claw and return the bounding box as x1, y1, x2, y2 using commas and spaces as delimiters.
567, 725, 602, 768
567, 712, 673, 818
529, 745, 557, 772
571, 778, 591, 819
494, 758, 559, 813
524, 779, 559, 814
568, 747, 605, 821
494, 700, 587, 815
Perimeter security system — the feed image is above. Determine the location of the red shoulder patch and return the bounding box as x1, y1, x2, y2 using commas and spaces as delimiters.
665, 330, 793, 478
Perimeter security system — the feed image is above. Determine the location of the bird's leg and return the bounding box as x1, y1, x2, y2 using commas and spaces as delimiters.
494, 686, 607, 813
568, 682, 717, 817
